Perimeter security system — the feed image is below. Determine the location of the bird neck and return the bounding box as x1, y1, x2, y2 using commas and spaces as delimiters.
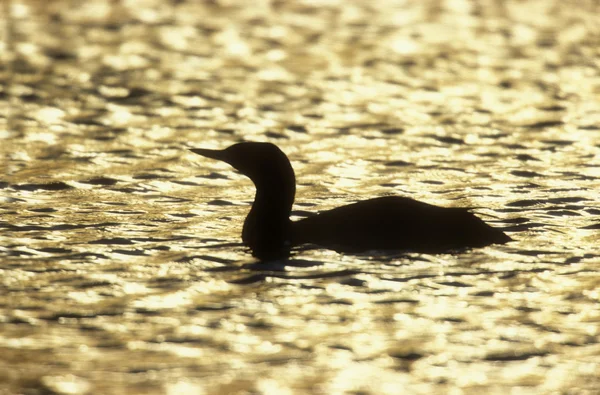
241, 178, 296, 259
245, 179, 295, 231
259, 182, 294, 210
250, 166, 296, 219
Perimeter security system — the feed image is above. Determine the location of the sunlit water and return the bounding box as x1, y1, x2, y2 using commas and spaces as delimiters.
1, 0, 600, 394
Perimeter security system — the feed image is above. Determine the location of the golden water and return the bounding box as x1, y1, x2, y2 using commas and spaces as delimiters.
1, 0, 600, 394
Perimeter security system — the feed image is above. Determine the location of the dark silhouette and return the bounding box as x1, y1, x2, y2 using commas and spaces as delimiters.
191, 142, 511, 260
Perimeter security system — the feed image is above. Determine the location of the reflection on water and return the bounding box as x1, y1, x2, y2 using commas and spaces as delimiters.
1, 0, 600, 393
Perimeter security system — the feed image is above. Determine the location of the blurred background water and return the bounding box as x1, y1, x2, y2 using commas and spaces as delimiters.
1, 0, 600, 394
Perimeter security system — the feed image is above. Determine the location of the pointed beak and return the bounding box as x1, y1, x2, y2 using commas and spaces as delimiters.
189, 148, 228, 162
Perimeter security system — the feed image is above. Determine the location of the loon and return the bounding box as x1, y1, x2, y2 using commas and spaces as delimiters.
190, 142, 511, 260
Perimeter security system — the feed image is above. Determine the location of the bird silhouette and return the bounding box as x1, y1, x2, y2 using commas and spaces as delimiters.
191, 142, 511, 260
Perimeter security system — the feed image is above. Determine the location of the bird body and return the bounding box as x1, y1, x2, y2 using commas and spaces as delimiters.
292, 196, 509, 254
190, 142, 511, 260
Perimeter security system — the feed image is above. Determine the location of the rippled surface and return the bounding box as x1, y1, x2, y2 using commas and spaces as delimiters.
2, 0, 600, 393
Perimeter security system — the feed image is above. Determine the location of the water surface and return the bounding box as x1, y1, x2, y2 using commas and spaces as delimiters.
1, 0, 600, 394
